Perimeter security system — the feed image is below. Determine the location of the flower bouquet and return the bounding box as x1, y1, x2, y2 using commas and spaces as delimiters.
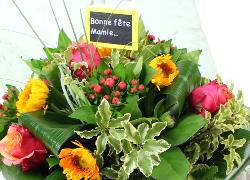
0, 5, 250, 180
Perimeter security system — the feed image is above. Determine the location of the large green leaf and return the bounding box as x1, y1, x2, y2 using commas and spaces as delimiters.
45, 168, 66, 180
162, 114, 207, 146
151, 147, 190, 180
1, 163, 45, 180
19, 111, 83, 155
24, 59, 46, 75
156, 60, 201, 117
179, 50, 202, 64
69, 105, 97, 124
58, 29, 71, 50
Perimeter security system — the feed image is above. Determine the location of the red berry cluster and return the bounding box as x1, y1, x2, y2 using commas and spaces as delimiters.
86, 69, 145, 105
146, 34, 155, 41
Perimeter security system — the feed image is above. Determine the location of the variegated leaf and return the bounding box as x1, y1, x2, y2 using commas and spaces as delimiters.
146, 122, 167, 139
95, 133, 108, 155
75, 129, 100, 139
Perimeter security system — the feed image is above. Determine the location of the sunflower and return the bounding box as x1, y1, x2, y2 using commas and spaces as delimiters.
97, 47, 112, 58
59, 141, 100, 180
16, 79, 49, 113
149, 54, 179, 90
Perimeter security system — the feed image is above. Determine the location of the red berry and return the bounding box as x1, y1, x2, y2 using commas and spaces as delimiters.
103, 95, 110, 101
100, 78, 106, 85
104, 69, 112, 76
90, 84, 95, 90
43, 79, 51, 86
94, 84, 102, 93
161, 40, 166, 43
0, 104, 3, 110
138, 84, 145, 91
3, 106, 8, 112
105, 78, 115, 89
147, 34, 155, 41
2, 94, 8, 101
112, 97, 120, 105
114, 91, 121, 97
88, 94, 95, 101
130, 87, 137, 93
112, 76, 119, 81
118, 81, 127, 90
131, 79, 138, 85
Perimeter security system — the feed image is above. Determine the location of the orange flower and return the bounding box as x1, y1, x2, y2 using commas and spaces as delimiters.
59, 141, 100, 180
97, 48, 112, 58
149, 54, 179, 90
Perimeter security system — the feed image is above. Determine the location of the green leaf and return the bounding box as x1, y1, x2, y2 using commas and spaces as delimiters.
143, 139, 170, 155
152, 147, 190, 180
108, 134, 122, 154
110, 50, 120, 68
46, 157, 59, 169
58, 29, 71, 50
123, 121, 141, 144
122, 139, 133, 154
43, 47, 54, 60
102, 167, 118, 179
24, 59, 46, 75
113, 63, 126, 80
97, 99, 112, 128
162, 114, 207, 146
190, 164, 219, 180
179, 50, 202, 64
109, 113, 131, 128
123, 149, 138, 175
138, 150, 154, 177
138, 123, 149, 143
95, 133, 108, 155
42, 61, 61, 90
140, 64, 157, 86
146, 122, 167, 139
1, 163, 45, 180
138, 16, 146, 41
75, 129, 100, 139
69, 105, 97, 124
157, 60, 201, 117
45, 168, 66, 180
121, 96, 142, 120
133, 57, 143, 78
19, 111, 83, 155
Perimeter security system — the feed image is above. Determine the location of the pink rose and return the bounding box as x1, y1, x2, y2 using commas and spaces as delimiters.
71, 42, 101, 71
190, 80, 233, 117
0, 124, 48, 171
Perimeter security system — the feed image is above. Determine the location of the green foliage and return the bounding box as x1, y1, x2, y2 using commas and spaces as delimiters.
185, 91, 250, 175
152, 147, 190, 180
121, 96, 142, 119
189, 164, 221, 180
24, 59, 46, 75
19, 111, 83, 155
162, 114, 207, 146
138, 16, 146, 41
42, 61, 61, 90
45, 168, 66, 180
58, 29, 71, 50
178, 50, 202, 64
155, 60, 201, 117
1, 162, 46, 180
46, 157, 59, 169
69, 105, 97, 124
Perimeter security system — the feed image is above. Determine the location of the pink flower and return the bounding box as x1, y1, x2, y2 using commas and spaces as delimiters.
94, 84, 103, 93
2, 94, 8, 101
112, 97, 120, 105
71, 42, 101, 71
190, 80, 233, 117
0, 124, 48, 171
118, 81, 127, 91
105, 78, 115, 89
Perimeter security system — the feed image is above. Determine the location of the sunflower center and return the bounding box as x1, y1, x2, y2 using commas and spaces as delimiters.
158, 62, 174, 78
74, 156, 90, 169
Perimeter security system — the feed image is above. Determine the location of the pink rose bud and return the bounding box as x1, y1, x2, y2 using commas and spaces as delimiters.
190, 80, 233, 117
94, 84, 103, 93
89, 84, 95, 90
138, 84, 145, 91
105, 78, 115, 89
114, 91, 121, 97
104, 69, 112, 76
146, 34, 155, 41
130, 87, 137, 93
88, 94, 95, 101
74, 69, 86, 79
112, 97, 120, 105
131, 79, 138, 85
2, 94, 8, 101
0, 124, 48, 171
118, 81, 127, 91
112, 76, 119, 81
99, 78, 106, 85
103, 95, 110, 101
